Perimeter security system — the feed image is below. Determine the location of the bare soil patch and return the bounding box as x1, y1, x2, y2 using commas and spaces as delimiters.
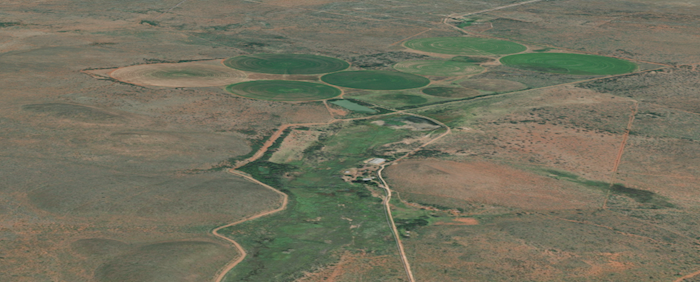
434, 217, 479, 225
269, 129, 323, 163
385, 159, 604, 210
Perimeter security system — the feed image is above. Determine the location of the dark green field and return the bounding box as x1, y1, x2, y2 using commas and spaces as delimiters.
321, 70, 430, 90
404, 37, 527, 55
225, 80, 341, 101
223, 54, 349, 74
500, 53, 638, 75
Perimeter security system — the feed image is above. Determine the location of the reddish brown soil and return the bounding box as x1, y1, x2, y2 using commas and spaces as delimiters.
297, 251, 404, 282
434, 217, 479, 225
386, 159, 604, 210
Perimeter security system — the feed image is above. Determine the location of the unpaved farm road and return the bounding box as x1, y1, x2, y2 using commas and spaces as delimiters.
207, 0, 679, 279
211, 170, 289, 282
376, 115, 452, 282
210, 109, 419, 282
447, 0, 543, 19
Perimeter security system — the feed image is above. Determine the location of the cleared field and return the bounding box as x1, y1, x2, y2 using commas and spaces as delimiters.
421, 87, 481, 98
458, 78, 526, 92
384, 159, 604, 210
110, 62, 247, 87
404, 37, 527, 55
393, 60, 483, 76
500, 53, 638, 75
223, 54, 349, 74
321, 70, 430, 90
225, 80, 341, 101
269, 129, 322, 163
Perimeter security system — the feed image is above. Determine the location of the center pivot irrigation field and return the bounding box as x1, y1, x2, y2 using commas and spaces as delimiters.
393, 59, 484, 76
109, 62, 247, 87
404, 37, 527, 55
225, 80, 341, 101
321, 70, 430, 90
500, 53, 638, 75
223, 54, 350, 74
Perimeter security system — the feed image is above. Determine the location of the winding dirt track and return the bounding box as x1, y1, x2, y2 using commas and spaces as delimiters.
211, 170, 289, 282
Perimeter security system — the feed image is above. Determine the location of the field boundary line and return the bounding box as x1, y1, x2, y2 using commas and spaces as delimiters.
390, 28, 433, 46
602, 102, 638, 209
156, 0, 189, 19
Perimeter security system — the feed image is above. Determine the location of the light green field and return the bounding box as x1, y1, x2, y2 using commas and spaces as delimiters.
330, 100, 377, 113
404, 37, 527, 55
223, 54, 349, 74
393, 60, 484, 76
345, 91, 446, 109
500, 53, 638, 75
225, 80, 341, 101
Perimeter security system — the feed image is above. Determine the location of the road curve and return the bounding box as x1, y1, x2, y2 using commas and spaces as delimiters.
211, 170, 289, 282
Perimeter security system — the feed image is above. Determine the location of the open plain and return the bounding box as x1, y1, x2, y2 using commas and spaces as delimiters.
1, 0, 700, 281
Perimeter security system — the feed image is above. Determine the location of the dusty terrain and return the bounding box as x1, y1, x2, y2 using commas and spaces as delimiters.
2, 0, 700, 281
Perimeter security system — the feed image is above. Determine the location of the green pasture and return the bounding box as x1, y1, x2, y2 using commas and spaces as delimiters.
321, 70, 430, 90
330, 100, 377, 113
393, 59, 483, 76
404, 37, 527, 55
421, 86, 482, 98
223, 54, 349, 74
224, 120, 430, 281
345, 91, 444, 109
500, 53, 637, 75
225, 80, 340, 101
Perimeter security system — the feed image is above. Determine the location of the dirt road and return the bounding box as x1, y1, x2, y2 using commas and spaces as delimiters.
375, 116, 452, 282
211, 170, 289, 282
602, 102, 638, 209
447, 0, 543, 19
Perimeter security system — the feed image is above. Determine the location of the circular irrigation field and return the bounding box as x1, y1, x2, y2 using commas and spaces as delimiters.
393, 60, 484, 76
500, 53, 637, 75
321, 71, 430, 90
225, 80, 341, 101
223, 54, 349, 74
404, 37, 527, 56
110, 62, 247, 87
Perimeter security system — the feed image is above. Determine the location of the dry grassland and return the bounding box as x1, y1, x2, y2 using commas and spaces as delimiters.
386, 159, 604, 210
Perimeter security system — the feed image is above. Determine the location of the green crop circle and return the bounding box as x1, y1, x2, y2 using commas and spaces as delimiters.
404, 37, 527, 55
223, 54, 349, 74
225, 80, 341, 101
321, 71, 430, 90
499, 53, 637, 75
393, 60, 484, 76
